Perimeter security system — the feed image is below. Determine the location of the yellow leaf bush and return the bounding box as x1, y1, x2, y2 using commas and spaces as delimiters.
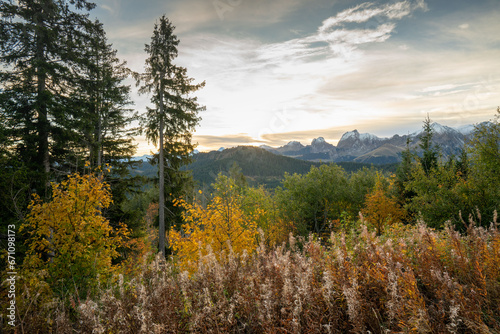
21, 172, 128, 298
362, 176, 406, 235
169, 191, 260, 273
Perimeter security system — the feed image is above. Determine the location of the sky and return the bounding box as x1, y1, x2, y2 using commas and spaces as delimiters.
90, 0, 500, 154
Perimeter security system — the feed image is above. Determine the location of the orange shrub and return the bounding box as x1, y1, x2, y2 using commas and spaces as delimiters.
363, 177, 406, 235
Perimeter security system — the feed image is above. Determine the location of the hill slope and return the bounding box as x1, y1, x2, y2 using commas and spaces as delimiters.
186, 146, 322, 187
354, 144, 404, 164
132, 146, 398, 188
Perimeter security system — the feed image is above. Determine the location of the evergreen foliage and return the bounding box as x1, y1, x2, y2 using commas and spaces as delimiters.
70, 21, 138, 170
0, 0, 97, 191
137, 15, 205, 257
0, 0, 142, 270
418, 115, 439, 176
466, 108, 500, 223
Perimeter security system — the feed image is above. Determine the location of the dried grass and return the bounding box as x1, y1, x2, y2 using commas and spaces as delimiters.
6, 214, 500, 333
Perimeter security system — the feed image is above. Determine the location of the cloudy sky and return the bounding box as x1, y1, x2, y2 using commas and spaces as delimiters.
91, 0, 500, 154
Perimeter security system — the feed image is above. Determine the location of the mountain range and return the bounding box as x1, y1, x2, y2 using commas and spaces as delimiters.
131, 121, 485, 187
260, 122, 480, 164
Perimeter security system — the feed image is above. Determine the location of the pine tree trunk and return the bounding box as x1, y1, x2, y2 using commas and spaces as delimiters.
37, 74, 50, 176
159, 86, 166, 259
96, 53, 103, 169
35, 10, 50, 196
97, 114, 102, 168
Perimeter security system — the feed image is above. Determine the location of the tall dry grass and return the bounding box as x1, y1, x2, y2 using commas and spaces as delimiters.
6, 215, 500, 333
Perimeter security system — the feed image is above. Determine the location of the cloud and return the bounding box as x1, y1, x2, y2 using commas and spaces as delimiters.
98, 0, 120, 15
316, 0, 428, 56
203, 1, 428, 78
108, 0, 499, 155
100, 4, 114, 14
422, 84, 462, 93
193, 134, 265, 151
165, 0, 306, 34
165, 1, 437, 150
318, 23, 396, 55
319, 0, 428, 31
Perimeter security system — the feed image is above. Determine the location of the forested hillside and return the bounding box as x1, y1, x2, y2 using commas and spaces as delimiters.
133, 145, 398, 188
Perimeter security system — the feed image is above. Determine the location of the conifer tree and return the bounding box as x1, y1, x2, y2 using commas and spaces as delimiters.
70, 20, 144, 232
419, 115, 439, 175
394, 137, 416, 215
1, 2, 142, 244
70, 20, 138, 171
0, 0, 96, 195
467, 108, 500, 222
137, 16, 205, 258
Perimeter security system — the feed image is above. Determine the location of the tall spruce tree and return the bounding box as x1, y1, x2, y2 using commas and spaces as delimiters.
0, 0, 98, 270
70, 20, 138, 169
0, 0, 96, 195
138, 16, 205, 258
1, 2, 143, 250
70, 20, 143, 231
394, 137, 416, 215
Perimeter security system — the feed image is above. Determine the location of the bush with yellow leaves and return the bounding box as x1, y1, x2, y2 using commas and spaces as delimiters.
20, 171, 129, 298
169, 189, 260, 273
362, 175, 406, 235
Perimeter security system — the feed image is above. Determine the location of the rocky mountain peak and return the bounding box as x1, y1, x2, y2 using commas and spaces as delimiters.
339, 130, 359, 142
284, 141, 304, 150
337, 130, 381, 150
310, 137, 335, 153
275, 140, 305, 154
312, 137, 326, 145
234, 121, 479, 165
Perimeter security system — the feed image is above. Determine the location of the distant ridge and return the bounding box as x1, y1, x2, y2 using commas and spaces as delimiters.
186, 146, 321, 188
259, 122, 481, 164
131, 146, 398, 188
131, 121, 486, 186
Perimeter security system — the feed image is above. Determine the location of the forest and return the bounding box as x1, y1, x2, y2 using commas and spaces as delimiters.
1, 1, 500, 333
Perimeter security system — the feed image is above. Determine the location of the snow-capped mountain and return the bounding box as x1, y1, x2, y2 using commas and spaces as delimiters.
262, 122, 476, 164
338, 130, 381, 143
410, 123, 455, 136
310, 137, 335, 153
136, 121, 484, 165
275, 141, 305, 154
337, 130, 383, 154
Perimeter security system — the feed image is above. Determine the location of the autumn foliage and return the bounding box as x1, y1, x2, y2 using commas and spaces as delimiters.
6, 171, 500, 333
362, 176, 406, 235
73, 219, 500, 333
21, 172, 128, 298
6, 112, 500, 333
169, 191, 260, 273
